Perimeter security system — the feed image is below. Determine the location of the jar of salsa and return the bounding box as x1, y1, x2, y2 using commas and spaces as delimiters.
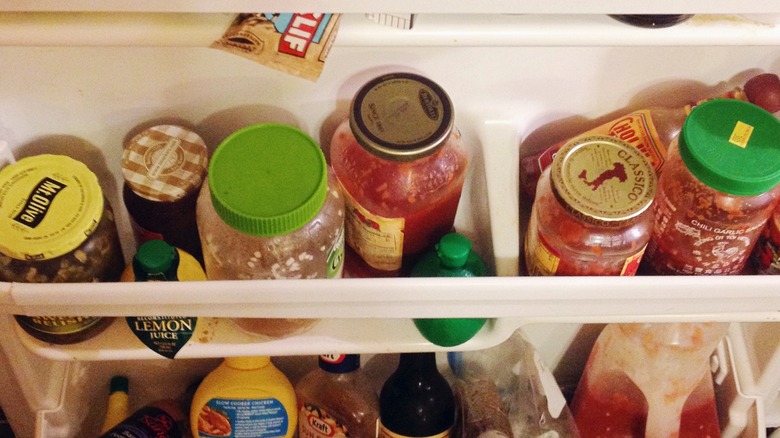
122, 124, 209, 265
330, 72, 468, 277
641, 100, 780, 275
0, 154, 124, 344
524, 135, 656, 276
196, 124, 345, 338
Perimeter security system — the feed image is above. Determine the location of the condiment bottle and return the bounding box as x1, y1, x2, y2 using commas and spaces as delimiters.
0, 154, 124, 344
121, 239, 206, 359
122, 124, 208, 264
196, 123, 345, 338
520, 73, 780, 199
641, 100, 780, 275
751, 202, 780, 274
99, 375, 130, 434
525, 135, 656, 276
190, 356, 297, 438
410, 232, 489, 346
571, 323, 727, 438
330, 72, 469, 278
295, 354, 379, 438
609, 14, 694, 28
379, 352, 455, 438
99, 399, 188, 438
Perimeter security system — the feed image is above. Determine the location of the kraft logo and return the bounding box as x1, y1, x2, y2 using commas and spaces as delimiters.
308, 415, 335, 436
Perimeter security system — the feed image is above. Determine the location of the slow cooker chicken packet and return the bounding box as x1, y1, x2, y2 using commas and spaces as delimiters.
212, 13, 340, 81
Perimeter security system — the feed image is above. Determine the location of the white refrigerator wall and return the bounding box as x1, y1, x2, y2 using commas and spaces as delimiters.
0, 11, 779, 438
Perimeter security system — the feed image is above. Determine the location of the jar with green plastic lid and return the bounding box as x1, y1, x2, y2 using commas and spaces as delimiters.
0, 154, 124, 344
642, 99, 780, 275
196, 124, 345, 338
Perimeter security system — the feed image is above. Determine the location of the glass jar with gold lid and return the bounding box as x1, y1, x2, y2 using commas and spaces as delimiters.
524, 135, 657, 276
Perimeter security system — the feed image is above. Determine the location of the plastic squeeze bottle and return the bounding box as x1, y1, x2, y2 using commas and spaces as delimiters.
121, 239, 206, 359
520, 72, 780, 198
410, 232, 489, 346
571, 323, 728, 438
99, 375, 130, 434
295, 354, 379, 438
190, 356, 297, 438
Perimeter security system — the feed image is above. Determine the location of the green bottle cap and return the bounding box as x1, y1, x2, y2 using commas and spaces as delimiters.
411, 232, 488, 347
680, 99, 780, 196
135, 240, 176, 274
208, 124, 328, 236
109, 375, 129, 394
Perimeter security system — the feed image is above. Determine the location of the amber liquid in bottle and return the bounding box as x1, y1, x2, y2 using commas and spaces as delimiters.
378, 353, 455, 437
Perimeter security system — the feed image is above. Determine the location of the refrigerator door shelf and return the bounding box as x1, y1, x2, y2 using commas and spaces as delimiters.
0, 14, 777, 48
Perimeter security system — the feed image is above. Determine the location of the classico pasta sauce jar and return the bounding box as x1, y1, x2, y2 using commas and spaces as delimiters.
524, 135, 657, 276
642, 99, 780, 275
330, 72, 468, 278
196, 124, 345, 338
0, 154, 124, 344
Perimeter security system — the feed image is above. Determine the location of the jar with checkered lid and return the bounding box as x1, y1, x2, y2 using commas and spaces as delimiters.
121, 124, 209, 264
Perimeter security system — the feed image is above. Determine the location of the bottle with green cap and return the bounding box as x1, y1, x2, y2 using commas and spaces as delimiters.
641, 99, 780, 275
411, 232, 489, 346
121, 239, 206, 359
196, 123, 345, 338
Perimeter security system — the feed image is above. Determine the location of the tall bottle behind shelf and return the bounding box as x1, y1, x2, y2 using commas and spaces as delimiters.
379, 353, 455, 438
520, 72, 780, 198
295, 354, 379, 438
99, 376, 130, 434
98, 399, 189, 438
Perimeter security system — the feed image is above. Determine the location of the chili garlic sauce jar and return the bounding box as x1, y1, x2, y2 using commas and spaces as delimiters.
122, 124, 208, 264
0, 155, 124, 344
642, 100, 780, 275
525, 135, 657, 276
196, 124, 345, 338
330, 72, 469, 278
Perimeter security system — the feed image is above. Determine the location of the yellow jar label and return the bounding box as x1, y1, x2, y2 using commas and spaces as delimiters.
0, 155, 103, 260
729, 121, 753, 148
525, 231, 560, 276
341, 188, 404, 271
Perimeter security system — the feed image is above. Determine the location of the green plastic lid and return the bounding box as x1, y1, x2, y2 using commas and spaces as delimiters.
680, 99, 780, 196
208, 124, 328, 236
135, 239, 176, 274
436, 232, 472, 268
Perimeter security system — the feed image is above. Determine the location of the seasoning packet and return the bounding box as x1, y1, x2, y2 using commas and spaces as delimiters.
211, 13, 340, 81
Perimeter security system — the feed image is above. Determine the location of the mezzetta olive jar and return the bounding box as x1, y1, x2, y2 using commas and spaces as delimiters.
524, 135, 657, 276
0, 155, 124, 344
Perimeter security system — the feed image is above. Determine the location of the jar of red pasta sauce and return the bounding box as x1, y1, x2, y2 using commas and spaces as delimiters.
524, 135, 657, 276
642, 99, 780, 275
330, 72, 469, 277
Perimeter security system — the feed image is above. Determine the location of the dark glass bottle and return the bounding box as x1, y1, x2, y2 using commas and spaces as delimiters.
609, 14, 693, 28
378, 353, 455, 438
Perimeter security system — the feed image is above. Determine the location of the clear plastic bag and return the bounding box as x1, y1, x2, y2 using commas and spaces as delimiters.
448, 329, 580, 438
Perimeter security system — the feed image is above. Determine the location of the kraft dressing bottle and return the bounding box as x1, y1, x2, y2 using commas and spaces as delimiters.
190, 356, 297, 438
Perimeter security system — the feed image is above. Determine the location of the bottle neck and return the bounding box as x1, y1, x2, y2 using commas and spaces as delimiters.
397, 352, 438, 374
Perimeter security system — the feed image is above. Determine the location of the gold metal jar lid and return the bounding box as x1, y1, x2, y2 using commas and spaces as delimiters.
122, 125, 208, 202
349, 72, 454, 162
551, 135, 657, 225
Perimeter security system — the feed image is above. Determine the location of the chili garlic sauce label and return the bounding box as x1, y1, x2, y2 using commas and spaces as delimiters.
342, 189, 404, 271
648, 198, 766, 275
197, 398, 289, 438
299, 403, 350, 437
378, 423, 450, 438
